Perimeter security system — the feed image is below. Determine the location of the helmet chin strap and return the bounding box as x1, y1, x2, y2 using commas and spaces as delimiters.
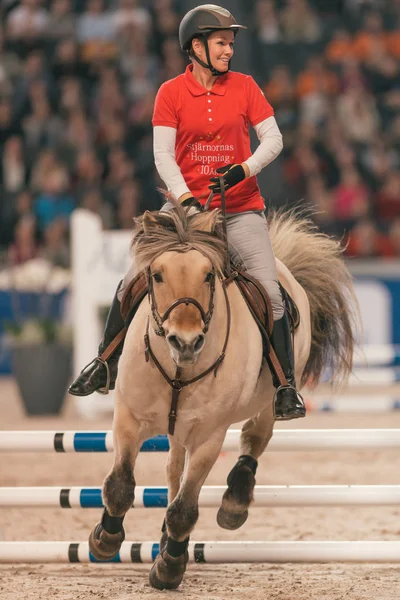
192, 35, 230, 77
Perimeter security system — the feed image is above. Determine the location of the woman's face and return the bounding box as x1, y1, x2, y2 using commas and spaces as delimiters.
193, 30, 235, 73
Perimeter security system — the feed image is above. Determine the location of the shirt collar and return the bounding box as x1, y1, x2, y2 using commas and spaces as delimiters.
183, 64, 228, 96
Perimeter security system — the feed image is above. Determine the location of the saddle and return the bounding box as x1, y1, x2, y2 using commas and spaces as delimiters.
120, 264, 300, 340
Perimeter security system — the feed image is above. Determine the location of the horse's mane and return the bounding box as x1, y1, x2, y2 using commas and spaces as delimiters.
132, 202, 227, 272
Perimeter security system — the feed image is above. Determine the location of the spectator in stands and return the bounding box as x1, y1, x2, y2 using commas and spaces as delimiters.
345, 218, 394, 258
80, 188, 113, 228
388, 218, 400, 256
112, 0, 151, 37
51, 38, 88, 82
339, 57, 367, 91
0, 24, 23, 91
8, 214, 39, 265
119, 27, 159, 101
0, 188, 35, 248
325, 29, 356, 67
333, 167, 370, 223
40, 217, 70, 268
45, 0, 76, 43
29, 147, 58, 192
306, 175, 335, 230
376, 170, 400, 220
296, 56, 339, 99
359, 139, 399, 187
161, 37, 185, 81
73, 150, 103, 198
34, 166, 75, 232
6, 0, 48, 56
254, 0, 282, 45
63, 109, 93, 158
1, 135, 27, 193
352, 11, 389, 63
77, 0, 117, 64
280, 0, 322, 44
22, 86, 64, 155
115, 178, 140, 229
337, 83, 380, 145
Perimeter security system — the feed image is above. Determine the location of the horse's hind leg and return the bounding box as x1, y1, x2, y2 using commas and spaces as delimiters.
89, 402, 145, 560
149, 430, 226, 591
217, 406, 274, 530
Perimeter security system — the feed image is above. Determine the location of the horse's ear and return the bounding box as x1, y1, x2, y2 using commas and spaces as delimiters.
142, 211, 159, 234
192, 209, 220, 233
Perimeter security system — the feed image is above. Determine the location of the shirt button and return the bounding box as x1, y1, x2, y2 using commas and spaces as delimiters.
208, 99, 211, 103
208, 109, 211, 112
209, 118, 212, 121
207, 92, 210, 95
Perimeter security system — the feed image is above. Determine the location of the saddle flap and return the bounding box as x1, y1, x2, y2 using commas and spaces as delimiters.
235, 270, 274, 335
120, 271, 148, 322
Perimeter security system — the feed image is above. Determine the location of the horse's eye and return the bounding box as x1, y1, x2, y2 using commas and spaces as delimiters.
153, 272, 163, 283
205, 271, 214, 284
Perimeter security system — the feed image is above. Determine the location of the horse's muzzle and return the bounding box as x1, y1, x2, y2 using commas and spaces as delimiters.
167, 333, 205, 365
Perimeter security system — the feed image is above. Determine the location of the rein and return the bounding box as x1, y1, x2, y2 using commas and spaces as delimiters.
144, 176, 231, 435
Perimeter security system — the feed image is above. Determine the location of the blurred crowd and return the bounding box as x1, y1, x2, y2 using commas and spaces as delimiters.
0, 0, 399, 268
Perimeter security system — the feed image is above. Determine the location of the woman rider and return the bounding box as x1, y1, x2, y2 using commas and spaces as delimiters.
69, 4, 306, 421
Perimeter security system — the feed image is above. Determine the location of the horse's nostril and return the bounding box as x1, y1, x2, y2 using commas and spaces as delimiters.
193, 334, 205, 353
168, 335, 181, 352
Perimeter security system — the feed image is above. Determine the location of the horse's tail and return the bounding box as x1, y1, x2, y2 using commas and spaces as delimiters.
268, 208, 360, 388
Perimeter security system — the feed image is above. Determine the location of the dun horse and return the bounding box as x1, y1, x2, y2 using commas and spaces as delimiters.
88, 205, 357, 590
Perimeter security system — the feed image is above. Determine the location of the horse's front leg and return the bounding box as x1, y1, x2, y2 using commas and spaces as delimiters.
167, 437, 186, 504
217, 405, 274, 530
156, 437, 187, 551
89, 402, 146, 560
149, 429, 226, 591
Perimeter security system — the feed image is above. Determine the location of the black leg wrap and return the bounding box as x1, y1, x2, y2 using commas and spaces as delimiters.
101, 508, 124, 534
166, 536, 190, 558
227, 454, 258, 486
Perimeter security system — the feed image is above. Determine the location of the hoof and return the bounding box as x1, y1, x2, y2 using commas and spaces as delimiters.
216, 506, 248, 530
149, 551, 188, 590
88, 522, 125, 561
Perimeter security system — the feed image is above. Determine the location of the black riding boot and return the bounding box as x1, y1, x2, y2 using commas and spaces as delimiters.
269, 312, 306, 420
68, 282, 125, 397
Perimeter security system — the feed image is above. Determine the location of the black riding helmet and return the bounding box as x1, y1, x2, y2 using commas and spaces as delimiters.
179, 4, 246, 76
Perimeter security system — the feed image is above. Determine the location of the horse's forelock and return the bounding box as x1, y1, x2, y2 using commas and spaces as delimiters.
132, 208, 226, 273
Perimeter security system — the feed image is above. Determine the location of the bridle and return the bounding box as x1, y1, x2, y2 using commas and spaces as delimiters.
144, 180, 231, 435
144, 265, 231, 436
146, 262, 216, 338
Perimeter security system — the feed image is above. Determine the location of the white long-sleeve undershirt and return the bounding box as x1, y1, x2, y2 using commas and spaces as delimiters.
153, 116, 283, 200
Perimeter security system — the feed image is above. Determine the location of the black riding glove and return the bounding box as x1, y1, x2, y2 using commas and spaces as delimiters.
209, 164, 247, 194
180, 196, 203, 214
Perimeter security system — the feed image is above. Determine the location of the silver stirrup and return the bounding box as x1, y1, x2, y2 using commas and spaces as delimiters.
95, 358, 111, 395
273, 384, 305, 418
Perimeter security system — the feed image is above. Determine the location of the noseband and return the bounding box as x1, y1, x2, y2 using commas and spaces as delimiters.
146, 265, 216, 337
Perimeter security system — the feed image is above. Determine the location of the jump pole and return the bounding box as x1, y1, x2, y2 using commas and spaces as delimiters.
1, 541, 400, 564
3, 485, 400, 508
2, 429, 400, 453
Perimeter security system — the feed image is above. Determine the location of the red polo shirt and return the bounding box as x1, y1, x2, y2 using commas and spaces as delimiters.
152, 65, 274, 213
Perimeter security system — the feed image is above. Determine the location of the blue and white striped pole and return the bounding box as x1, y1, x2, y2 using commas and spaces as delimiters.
3, 485, 400, 508
2, 429, 400, 452
2, 541, 400, 564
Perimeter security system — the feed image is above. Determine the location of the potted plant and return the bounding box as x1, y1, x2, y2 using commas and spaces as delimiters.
2, 259, 72, 416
